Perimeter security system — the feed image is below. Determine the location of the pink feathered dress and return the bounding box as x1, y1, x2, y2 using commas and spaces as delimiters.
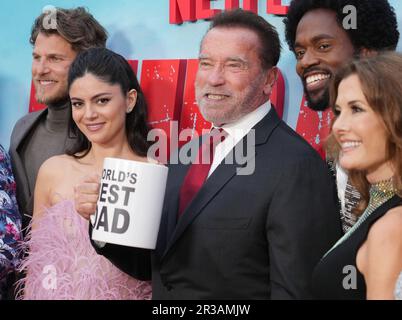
16, 200, 151, 300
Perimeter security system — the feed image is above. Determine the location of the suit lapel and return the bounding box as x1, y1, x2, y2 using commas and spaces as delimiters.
13, 109, 47, 151
11, 109, 48, 204
161, 107, 282, 260
162, 155, 238, 258
154, 161, 191, 260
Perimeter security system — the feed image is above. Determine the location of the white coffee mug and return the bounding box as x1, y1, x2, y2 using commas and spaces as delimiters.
91, 157, 168, 249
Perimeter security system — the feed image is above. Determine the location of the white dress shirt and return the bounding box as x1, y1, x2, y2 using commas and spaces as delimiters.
208, 101, 271, 177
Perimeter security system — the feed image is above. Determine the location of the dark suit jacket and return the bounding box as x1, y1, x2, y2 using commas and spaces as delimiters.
9, 109, 47, 227
91, 108, 342, 299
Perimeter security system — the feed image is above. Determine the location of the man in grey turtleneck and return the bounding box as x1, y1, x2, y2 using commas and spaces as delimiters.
9, 7, 108, 230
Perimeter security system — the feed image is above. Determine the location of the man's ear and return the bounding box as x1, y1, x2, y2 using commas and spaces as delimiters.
126, 89, 137, 113
359, 47, 378, 58
263, 67, 278, 96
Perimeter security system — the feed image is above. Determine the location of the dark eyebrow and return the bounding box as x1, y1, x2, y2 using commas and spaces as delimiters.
295, 34, 336, 48
70, 97, 83, 101
70, 93, 112, 101
47, 53, 65, 58
32, 52, 68, 59
91, 93, 112, 100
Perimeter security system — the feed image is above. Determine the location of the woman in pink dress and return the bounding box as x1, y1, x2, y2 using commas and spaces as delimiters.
17, 48, 152, 300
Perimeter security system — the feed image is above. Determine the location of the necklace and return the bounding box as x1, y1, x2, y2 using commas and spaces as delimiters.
324, 177, 397, 258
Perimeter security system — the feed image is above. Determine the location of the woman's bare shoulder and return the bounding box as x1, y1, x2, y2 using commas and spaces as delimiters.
39, 154, 77, 177
367, 205, 402, 245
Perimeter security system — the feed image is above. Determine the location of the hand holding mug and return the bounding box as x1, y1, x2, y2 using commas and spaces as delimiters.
74, 174, 101, 220
91, 158, 168, 249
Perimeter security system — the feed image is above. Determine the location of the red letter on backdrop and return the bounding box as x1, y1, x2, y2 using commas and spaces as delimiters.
225, 0, 239, 10
243, 0, 258, 13
180, 59, 212, 143
141, 59, 187, 157
169, 0, 196, 24
266, 0, 289, 15
270, 69, 285, 119
196, 0, 221, 20
29, 82, 45, 112
127, 60, 138, 75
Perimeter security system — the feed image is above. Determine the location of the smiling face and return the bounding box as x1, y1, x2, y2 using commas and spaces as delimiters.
332, 74, 394, 182
195, 27, 275, 126
69, 73, 137, 148
32, 32, 77, 105
294, 9, 356, 111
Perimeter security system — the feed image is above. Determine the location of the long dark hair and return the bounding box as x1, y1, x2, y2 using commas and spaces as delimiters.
66, 47, 151, 158
326, 52, 402, 215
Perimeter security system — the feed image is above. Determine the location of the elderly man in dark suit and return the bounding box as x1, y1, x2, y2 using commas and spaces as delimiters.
9, 7, 107, 230
76, 9, 341, 299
